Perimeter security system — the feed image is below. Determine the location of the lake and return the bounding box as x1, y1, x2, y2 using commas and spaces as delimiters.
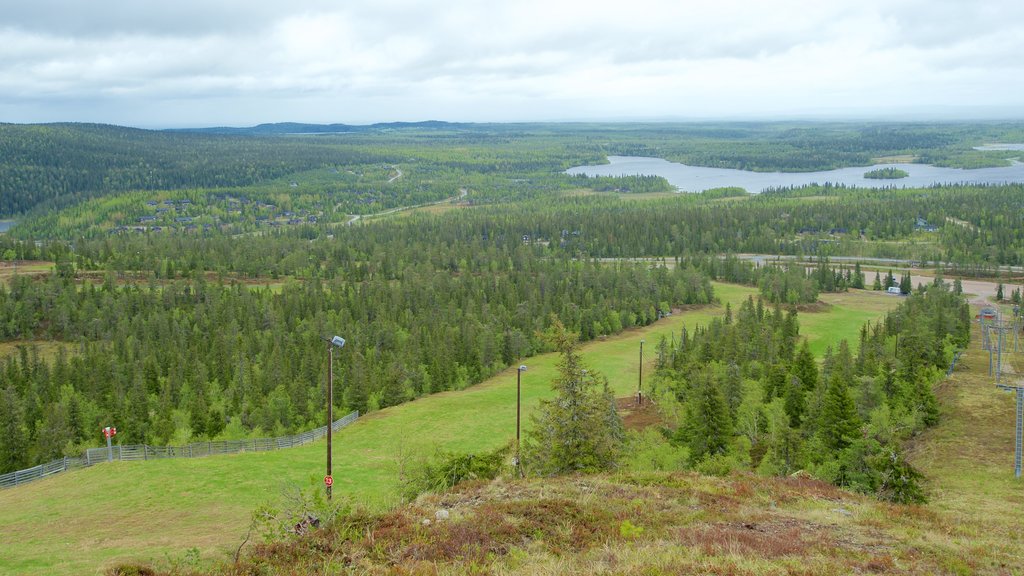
0, 221, 14, 233
566, 155, 1024, 193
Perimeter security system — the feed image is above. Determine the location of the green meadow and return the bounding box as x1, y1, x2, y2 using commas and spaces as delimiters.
0, 283, 900, 575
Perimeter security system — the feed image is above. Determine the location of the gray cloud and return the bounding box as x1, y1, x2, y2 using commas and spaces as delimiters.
0, 0, 1021, 126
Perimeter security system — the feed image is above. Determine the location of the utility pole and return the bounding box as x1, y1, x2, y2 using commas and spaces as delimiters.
515, 365, 526, 477
323, 335, 345, 499
637, 339, 644, 406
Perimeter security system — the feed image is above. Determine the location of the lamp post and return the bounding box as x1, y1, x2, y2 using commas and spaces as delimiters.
638, 339, 644, 406
323, 335, 345, 499
515, 364, 527, 477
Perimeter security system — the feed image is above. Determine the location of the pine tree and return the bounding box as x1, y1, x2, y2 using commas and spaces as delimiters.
996, 282, 1005, 302
873, 272, 882, 291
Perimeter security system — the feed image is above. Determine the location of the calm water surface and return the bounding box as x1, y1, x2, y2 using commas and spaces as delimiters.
0, 221, 14, 233
567, 155, 1024, 193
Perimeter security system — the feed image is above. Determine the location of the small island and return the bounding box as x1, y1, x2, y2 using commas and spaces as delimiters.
864, 167, 909, 179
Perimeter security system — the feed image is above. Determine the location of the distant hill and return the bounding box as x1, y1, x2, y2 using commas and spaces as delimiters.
0, 122, 369, 216
174, 120, 467, 135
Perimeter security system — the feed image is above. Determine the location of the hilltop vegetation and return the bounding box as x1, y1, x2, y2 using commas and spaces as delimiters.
4, 120, 1024, 220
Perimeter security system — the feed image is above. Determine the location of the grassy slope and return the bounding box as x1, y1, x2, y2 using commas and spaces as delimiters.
0, 284, 897, 575
906, 315, 1024, 573
186, 303, 1024, 576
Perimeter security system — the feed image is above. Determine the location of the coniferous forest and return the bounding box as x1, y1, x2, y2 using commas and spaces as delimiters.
0, 121, 1017, 499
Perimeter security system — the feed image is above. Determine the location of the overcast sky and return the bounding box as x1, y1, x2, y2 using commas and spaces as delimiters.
1, 0, 1022, 128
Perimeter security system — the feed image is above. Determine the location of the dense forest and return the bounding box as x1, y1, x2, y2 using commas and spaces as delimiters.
651, 281, 970, 501
4, 121, 1024, 220
3, 183, 1024, 283
0, 246, 713, 473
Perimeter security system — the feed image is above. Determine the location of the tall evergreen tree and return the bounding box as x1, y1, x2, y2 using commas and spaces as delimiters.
792, 339, 819, 392
783, 376, 806, 428
819, 372, 861, 451
899, 272, 912, 295
526, 319, 623, 474
682, 371, 734, 461
0, 386, 28, 473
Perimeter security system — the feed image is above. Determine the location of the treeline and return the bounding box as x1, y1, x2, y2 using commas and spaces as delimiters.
651, 281, 970, 501
681, 256, 867, 304
8, 183, 1024, 279
0, 250, 713, 474
12, 181, 1024, 276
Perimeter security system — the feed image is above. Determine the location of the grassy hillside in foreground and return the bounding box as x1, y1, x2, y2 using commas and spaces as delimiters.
135, 306, 1024, 576
0, 284, 900, 575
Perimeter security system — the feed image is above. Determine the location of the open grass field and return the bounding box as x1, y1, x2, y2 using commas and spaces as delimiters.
0, 340, 69, 362
0, 282, 900, 575
0, 261, 53, 285
804, 290, 902, 356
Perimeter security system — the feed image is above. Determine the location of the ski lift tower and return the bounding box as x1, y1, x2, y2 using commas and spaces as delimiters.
997, 382, 1024, 478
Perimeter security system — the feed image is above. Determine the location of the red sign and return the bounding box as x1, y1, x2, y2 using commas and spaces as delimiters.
324, 475, 334, 487
103, 427, 117, 439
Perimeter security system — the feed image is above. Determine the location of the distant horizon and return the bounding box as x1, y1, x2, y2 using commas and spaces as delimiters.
4, 1, 1022, 129
7, 110, 1024, 132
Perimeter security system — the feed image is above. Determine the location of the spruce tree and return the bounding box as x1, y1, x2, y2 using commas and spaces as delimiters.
783, 376, 806, 427
820, 372, 861, 452
899, 272, 912, 295
0, 386, 28, 473
792, 339, 818, 392
526, 319, 623, 474
684, 372, 733, 461
852, 262, 865, 289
